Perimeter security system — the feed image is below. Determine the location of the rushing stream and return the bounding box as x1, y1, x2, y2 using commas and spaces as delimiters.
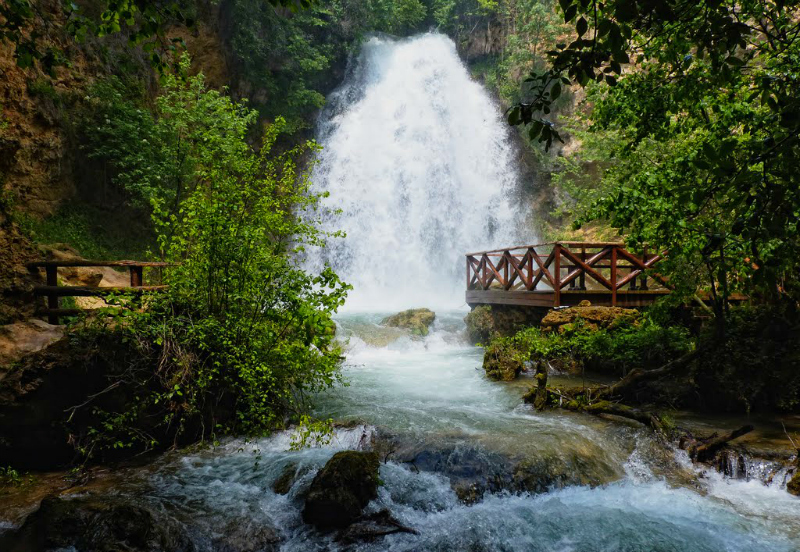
5, 32, 799, 552
132, 312, 800, 551
102, 31, 800, 549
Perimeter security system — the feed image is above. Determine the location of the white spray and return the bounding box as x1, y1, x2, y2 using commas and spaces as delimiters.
309, 33, 529, 311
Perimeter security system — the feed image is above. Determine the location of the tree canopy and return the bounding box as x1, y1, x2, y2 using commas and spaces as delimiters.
510, 0, 800, 320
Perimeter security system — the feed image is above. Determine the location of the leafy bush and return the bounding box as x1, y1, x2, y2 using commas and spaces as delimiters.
692, 305, 800, 413
488, 314, 693, 377
72, 57, 350, 455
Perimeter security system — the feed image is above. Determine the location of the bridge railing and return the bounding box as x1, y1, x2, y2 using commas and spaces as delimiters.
465, 242, 667, 307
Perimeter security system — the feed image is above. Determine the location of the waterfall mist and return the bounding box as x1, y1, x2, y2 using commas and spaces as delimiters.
309, 33, 531, 311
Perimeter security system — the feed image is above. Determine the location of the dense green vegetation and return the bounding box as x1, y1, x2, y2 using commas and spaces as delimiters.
485, 313, 692, 377
68, 57, 349, 455
509, 0, 800, 329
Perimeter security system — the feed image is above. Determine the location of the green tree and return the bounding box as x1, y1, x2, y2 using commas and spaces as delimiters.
509, 0, 800, 329
1, 0, 319, 72
78, 55, 349, 453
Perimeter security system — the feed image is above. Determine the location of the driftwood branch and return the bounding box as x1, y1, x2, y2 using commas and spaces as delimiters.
689, 425, 754, 461
593, 345, 706, 401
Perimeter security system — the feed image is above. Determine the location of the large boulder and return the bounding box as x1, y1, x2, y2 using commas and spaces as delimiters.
464, 305, 547, 344
381, 309, 435, 337
302, 451, 381, 529
541, 301, 639, 333
0, 493, 195, 552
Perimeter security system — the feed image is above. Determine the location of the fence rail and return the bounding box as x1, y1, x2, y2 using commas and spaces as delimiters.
466, 242, 669, 308
27, 260, 169, 324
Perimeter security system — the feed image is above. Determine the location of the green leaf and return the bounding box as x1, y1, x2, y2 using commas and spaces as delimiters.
576, 17, 588, 37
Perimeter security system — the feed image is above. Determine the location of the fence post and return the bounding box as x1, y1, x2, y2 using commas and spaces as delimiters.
130, 266, 143, 287
579, 246, 586, 290
45, 266, 59, 325
641, 248, 649, 290
553, 244, 561, 307
611, 246, 618, 307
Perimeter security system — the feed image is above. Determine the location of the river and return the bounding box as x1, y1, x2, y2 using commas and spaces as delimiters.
131, 311, 800, 551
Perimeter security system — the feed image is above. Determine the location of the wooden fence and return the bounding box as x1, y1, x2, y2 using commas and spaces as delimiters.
28, 260, 169, 324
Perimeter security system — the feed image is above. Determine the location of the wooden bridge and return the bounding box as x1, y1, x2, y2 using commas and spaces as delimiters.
466, 242, 669, 308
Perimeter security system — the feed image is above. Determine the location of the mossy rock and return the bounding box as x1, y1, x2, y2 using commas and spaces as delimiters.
482, 341, 523, 381
464, 306, 494, 344
302, 451, 380, 529
1, 494, 195, 552
541, 304, 640, 334
381, 308, 435, 337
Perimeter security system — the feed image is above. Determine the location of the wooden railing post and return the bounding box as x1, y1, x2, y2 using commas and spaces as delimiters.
641, 248, 649, 290
553, 243, 561, 307
579, 246, 586, 290
130, 265, 144, 287
611, 246, 618, 307
466, 256, 470, 291
45, 266, 59, 325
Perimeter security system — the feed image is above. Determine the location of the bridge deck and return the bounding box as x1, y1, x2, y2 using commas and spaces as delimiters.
466, 242, 668, 309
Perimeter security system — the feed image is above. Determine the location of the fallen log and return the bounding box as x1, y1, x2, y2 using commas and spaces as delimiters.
688, 425, 754, 462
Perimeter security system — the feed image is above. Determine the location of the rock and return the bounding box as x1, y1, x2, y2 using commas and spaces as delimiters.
464, 305, 494, 343
381, 308, 435, 337
336, 509, 418, 544
272, 462, 302, 495
482, 340, 523, 381
212, 519, 280, 552
302, 451, 381, 529
788, 470, 800, 496
541, 305, 639, 334
464, 305, 546, 344
0, 493, 195, 552
386, 433, 619, 504
0, 319, 64, 370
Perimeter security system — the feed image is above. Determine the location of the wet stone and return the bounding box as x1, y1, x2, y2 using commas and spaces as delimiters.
272, 462, 302, 495
0, 493, 195, 552
303, 451, 381, 529
212, 519, 280, 552
381, 308, 436, 337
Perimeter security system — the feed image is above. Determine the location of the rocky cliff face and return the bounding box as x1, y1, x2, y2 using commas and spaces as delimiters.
0, 41, 83, 217
458, 19, 507, 61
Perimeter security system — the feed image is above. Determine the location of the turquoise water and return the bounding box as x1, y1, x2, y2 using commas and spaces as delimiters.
136, 312, 800, 551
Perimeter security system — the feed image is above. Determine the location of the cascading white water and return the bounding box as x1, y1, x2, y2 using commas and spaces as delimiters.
310, 33, 527, 310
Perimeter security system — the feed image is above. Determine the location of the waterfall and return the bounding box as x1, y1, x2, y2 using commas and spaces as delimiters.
310, 33, 529, 311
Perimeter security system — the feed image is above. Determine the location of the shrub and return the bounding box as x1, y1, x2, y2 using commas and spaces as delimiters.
485, 314, 693, 378
692, 305, 800, 413
72, 57, 350, 456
